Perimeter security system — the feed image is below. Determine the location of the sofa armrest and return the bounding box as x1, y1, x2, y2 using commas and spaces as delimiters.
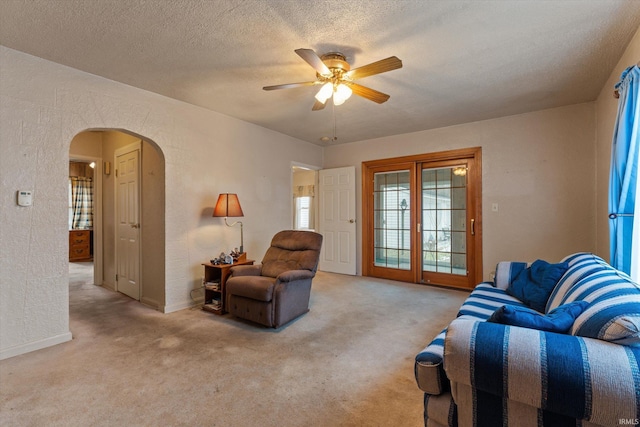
230, 264, 262, 277
415, 328, 449, 394
276, 269, 314, 283
443, 317, 640, 425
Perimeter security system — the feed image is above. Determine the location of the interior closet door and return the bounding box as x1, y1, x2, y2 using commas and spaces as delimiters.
115, 144, 141, 300
318, 166, 357, 275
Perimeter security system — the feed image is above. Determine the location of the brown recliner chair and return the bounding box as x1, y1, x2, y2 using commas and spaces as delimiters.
226, 230, 323, 328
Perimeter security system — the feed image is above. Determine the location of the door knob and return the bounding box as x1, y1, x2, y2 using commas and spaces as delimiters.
131, 223, 140, 229
349, 219, 355, 223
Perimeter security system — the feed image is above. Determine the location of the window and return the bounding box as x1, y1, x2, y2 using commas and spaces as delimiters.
295, 196, 311, 230
373, 170, 411, 269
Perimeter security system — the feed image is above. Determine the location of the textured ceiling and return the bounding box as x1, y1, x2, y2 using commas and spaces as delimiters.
1, 0, 639, 146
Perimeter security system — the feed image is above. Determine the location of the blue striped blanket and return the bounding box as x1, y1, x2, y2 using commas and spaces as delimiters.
415, 252, 640, 427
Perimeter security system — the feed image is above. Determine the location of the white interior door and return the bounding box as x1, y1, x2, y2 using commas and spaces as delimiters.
318, 166, 356, 275
116, 145, 141, 300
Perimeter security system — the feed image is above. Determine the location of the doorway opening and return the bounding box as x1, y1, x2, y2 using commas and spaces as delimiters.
292, 164, 319, 231
68, 156, 101, 288
68, 129, 166, 309
291, 163, 357, 275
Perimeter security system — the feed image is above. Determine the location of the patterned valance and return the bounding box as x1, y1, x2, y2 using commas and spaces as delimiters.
294, 185, 315, 198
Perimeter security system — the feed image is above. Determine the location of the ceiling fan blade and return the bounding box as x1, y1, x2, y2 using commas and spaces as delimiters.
295, 48, 332, 76
346, 82, 391, 104
263, 81, 318, 91
312, 100, 327, 111
346, 56, 402, 80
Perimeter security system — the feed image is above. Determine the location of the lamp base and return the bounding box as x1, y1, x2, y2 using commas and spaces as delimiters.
234, 252, 247, 262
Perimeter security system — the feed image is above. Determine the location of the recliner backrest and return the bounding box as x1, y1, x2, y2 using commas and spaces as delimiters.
261, 230, 323, 278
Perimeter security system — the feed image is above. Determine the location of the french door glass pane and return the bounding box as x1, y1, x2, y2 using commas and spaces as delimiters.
422, 166, 467, 275
373, 170, 411, 270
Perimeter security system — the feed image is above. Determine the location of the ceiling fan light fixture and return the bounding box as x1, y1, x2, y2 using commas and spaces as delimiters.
315, 82, 333, 103
264, 48, 402, 111
333, 83, 352, 106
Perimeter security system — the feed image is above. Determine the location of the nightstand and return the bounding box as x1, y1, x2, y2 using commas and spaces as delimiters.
69, 229, 92, 261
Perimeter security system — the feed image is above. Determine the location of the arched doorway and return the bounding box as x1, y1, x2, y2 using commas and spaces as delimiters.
69, 129, 165, 309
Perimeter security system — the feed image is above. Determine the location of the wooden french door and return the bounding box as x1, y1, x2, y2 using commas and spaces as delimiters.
365, 161, 416, 283
362, 148, 482, 290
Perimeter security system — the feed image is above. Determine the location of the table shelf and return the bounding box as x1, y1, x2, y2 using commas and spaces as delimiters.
201, 257, 254, 315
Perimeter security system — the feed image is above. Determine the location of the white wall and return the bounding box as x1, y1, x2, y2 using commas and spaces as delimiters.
2, 26, 636, 358
324, 103, 597, 278
70, 132, 102, 158
0, 46, 322, 359
595, 27, 640, 261
140, 135, 166, 309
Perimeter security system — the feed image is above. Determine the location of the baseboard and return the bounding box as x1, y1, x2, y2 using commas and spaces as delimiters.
140, 296, 160, 311
163, 299, 199, 313
0, 331, 73, 360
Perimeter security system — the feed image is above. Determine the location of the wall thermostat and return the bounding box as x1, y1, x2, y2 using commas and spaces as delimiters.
17, 190, 33, 207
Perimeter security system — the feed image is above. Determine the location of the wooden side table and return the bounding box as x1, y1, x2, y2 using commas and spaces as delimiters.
202, 258, 254, 315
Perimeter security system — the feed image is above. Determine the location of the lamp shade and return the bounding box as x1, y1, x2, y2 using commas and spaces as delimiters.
213, 193, 244, 217
333, 83, 353, 106
314, 82, 333, 104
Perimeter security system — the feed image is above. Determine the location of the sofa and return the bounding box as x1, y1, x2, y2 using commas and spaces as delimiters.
415, 252, 640, 427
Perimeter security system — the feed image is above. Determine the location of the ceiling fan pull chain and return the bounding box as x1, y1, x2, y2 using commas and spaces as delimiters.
332, 102, 337, 141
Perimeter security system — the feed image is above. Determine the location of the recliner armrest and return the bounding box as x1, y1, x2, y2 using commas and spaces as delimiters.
230, 264, 262, 276
415, 328, 449, 394
276, 270, 314, 282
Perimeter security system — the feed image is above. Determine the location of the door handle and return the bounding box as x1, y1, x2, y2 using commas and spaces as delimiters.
131, 223, 140, 229
349, 219, 355, 223
470, 219, 475, 236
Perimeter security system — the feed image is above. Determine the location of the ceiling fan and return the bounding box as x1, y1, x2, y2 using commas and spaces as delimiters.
263, 48, 402, 111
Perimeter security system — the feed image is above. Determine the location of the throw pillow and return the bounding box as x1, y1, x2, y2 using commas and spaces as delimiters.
568, 272, 640, 346
493, 261, 528, 290
488, 301, 589, 333
506, 259, 569, 312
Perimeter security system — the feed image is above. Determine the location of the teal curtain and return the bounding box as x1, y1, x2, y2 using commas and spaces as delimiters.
609, 65, 640, 276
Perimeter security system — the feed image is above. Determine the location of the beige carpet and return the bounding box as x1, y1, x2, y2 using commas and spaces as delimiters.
0, 262, 468, 427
